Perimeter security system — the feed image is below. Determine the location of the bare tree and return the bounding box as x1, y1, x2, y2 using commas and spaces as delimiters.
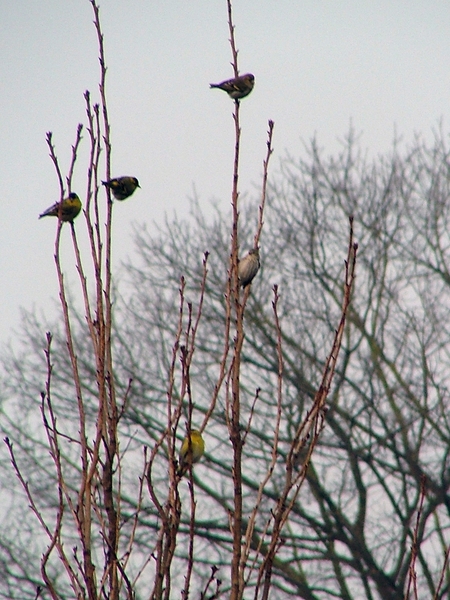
14, 0, 450, 598
4, 67, 450, 599
101, 129, 450, 599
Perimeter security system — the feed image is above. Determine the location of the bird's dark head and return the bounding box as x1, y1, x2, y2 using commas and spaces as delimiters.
132, 177, 141, 188
69, 193, 78, 199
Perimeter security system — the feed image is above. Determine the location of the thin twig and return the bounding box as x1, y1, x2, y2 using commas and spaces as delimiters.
254, 218, 358, 599
404, 475, 427, 600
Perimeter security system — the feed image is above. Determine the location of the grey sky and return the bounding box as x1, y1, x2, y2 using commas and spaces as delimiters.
1, 1, 449, 344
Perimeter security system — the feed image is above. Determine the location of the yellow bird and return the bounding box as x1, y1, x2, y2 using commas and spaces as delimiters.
102, 176, 140, 200
39, 193, 82, 222
177, 429, 205, 477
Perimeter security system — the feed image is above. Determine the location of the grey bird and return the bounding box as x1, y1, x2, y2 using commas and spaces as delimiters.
210, 73, 255, 100
102, 176, 140, 201
238, 248, 260, 287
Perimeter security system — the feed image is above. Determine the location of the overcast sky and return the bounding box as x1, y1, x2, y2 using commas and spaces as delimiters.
1, 0, 450, 345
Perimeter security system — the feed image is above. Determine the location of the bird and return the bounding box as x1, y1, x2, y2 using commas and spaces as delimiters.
39, 193, 82, 222
210, 73, 255, 100
102, 176, 140, 201
177, 429, 205, 477
238, 247, 260, 287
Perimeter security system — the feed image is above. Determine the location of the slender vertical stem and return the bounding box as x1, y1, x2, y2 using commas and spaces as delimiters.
226, 0, 243, 594
90, 2, 118, 597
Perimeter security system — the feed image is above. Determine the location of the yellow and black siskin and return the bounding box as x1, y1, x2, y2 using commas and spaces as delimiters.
39, 193, 82, 222
102, 176, 140, 201
177, 429, 205, 477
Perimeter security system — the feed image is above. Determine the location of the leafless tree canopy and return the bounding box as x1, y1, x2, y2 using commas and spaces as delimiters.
2, 128, 450, 598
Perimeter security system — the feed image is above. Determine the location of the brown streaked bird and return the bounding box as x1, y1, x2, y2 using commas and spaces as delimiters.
102, 176, 140, 200
210, 73, 255, 100
39, 193, 82, 222
238, 247, 260, 287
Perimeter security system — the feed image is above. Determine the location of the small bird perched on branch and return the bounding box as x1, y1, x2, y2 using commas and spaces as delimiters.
102, 176, 140, 200
177, 429, 205, 478
238, 247, 260, 287
210, 73, 255, 100
39, 193, 82, 222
